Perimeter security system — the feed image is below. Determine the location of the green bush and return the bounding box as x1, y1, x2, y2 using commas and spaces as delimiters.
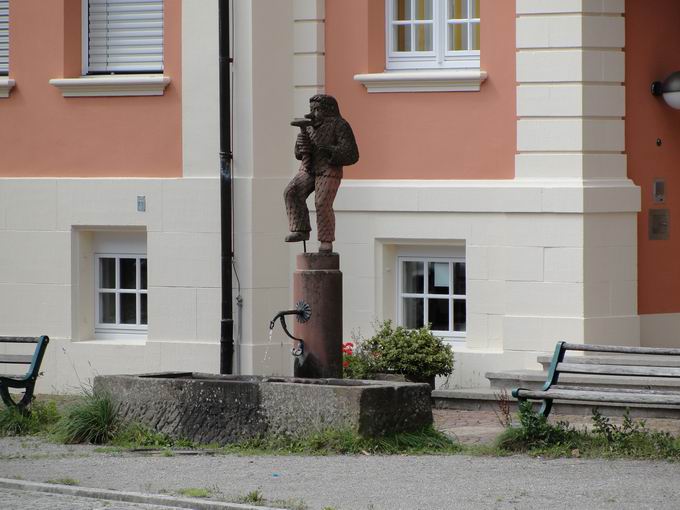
345, 320, 454, 381
54, 389, 120, 444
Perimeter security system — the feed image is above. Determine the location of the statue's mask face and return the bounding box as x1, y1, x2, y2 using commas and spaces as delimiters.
309, 101, 325, 127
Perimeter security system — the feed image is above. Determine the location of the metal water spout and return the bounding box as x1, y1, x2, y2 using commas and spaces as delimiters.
269, 301, 312, 359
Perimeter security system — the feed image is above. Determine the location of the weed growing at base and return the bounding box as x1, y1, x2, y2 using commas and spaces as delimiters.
238, 489, 265, 504
46, 477, 79, 486
495, 401, 680, 460
0, 401, 60, 436
236, 490, 308, 510
177, 487, 213, 498
220, 426, 461, 456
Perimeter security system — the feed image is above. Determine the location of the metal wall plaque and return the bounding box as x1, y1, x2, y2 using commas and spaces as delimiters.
649, 209, 670, 240
653, 179, 666, 203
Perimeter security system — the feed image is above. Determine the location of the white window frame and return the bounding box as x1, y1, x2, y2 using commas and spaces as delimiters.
397, 254, 466, 339
386, 0, 480, 71
0, 0, 8, 76
95, 254, 148, 338
81, 0, 164, 76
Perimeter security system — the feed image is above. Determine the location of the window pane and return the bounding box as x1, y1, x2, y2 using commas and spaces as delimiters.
453, 299, 466, 332
428, 298, 449, 331
140, 258, 147, 290
415, 0, 433, 20
428, 262, 449, 295
402, 261, 424, 293
120, 258, 137, 290
403, 297, 424, 329
394, 25, 412, 51
471, 0, 480, 18
448, 23, 469, 51
448, 0, 468, 19
99, 258, 115, 289
120, 294, 137, 325
99, 293, 115, 324
140, 294, 147, 325
454, 262, 466, 294
415, 24, 433, 51
471, 22, 480, 50
394, 0, 411, 20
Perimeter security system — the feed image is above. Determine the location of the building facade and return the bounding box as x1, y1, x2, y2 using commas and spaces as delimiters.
0, 0, 678, 392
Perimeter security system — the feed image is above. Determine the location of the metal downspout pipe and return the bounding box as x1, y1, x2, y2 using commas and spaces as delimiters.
219, 0, 234, 374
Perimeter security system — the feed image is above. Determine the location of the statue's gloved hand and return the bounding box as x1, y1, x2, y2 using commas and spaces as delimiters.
296, 132, 312, 154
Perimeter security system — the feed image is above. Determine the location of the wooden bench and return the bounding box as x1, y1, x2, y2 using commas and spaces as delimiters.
0, 336, 49, 411
512, 341, 680, 417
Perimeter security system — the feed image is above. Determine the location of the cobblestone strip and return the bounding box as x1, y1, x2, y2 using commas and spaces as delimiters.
0, 479, 286, 510
1, 488, 179, 510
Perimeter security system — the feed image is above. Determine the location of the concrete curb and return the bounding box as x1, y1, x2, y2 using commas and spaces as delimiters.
0, 478, 288, 510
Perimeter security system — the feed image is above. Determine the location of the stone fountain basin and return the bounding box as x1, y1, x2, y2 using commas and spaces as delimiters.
94, 373, 432, 445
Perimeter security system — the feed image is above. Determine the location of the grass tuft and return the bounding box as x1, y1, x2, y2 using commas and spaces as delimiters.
0, 401, 60, 437
177, 487, 212, 498
53, 389, 120, 444
238, 489, 265, 504
46, 477, 79, 486
110, 422, 176, 449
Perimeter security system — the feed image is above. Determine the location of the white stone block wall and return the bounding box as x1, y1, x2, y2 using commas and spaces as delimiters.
0, 178, 224, 393
293, 0, 324, 118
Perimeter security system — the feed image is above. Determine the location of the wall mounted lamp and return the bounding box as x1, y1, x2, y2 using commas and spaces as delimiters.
652, 71, 680, 109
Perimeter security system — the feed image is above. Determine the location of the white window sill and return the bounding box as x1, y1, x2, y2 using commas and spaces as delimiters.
0, 77, 16, 98
49, 75, 171, 97
79, 338, 147, 346
353, 69, 487, 93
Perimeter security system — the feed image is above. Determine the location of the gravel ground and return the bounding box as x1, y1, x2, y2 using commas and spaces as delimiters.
1, 436, 680, 510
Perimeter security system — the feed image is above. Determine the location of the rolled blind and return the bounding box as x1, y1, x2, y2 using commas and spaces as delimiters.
87, 0, 164, 74
0, 0, 8, 75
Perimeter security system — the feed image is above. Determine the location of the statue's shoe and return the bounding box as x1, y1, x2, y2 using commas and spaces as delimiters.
285, 231, 310, 242
319, 242, 333, 252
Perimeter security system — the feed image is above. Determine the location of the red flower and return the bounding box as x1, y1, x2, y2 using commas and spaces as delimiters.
343, 360, 349, 368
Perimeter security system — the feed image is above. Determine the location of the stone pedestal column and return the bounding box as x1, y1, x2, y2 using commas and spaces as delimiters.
293, 252, 342, 378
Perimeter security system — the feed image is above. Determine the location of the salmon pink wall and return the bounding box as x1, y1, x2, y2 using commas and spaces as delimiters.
0, 0, 181, 178
626, 0, 680, 314
325, 0, 516, 180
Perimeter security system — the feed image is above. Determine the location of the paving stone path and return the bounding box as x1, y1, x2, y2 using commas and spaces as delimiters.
433, 408, 680, 444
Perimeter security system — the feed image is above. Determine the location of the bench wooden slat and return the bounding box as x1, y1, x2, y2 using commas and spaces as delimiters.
563, 343, 680, 356
515, 388, 680, 405
552, 385, 680, 396
557, 355, 680, 368
556, 362, 680, 378
0, 355, 33, 364
0, 337, 40, 344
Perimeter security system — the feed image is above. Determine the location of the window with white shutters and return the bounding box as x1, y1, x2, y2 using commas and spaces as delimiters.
0, 0, 8, 76
84, 0, 164, 75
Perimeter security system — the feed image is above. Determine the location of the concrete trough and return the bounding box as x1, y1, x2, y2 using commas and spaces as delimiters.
94, 373, 433, 445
